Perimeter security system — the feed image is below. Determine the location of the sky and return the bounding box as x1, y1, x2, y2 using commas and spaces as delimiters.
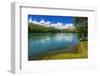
28, 15, 74, 25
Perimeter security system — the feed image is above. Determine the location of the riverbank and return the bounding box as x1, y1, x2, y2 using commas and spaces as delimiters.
43, 41, 88, 60
29, 41, 88, 60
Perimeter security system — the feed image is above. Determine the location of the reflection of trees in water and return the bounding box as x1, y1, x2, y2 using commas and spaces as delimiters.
29, 33, 79, 45
28, 33, 80, 58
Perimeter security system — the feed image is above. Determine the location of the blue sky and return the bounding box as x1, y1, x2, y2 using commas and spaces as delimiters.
28, 15, 74, 25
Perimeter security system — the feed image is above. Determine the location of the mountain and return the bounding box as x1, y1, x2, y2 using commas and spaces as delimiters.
28, 22, 76, 33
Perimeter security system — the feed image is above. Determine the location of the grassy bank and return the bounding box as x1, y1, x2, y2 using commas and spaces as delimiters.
41, 41, 88, 60
29, 41, 88, 60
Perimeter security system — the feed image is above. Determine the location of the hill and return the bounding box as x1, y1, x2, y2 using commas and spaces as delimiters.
28, 23, 76, 33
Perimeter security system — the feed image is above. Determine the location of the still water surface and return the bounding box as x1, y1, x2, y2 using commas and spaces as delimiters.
28, 33, 79, 57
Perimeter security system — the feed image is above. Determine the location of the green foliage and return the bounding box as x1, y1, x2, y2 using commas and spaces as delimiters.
74, 17, 88, 40
28, 23, 76, 33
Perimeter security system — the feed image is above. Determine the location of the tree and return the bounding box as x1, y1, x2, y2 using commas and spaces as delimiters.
74, 17, 88, 41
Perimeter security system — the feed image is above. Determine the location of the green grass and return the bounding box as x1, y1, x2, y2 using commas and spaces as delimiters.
42, 41, 88, 60
29, 41, 88, 60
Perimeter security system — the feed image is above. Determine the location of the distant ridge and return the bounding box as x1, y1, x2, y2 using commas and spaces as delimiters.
28, 22, 76, 33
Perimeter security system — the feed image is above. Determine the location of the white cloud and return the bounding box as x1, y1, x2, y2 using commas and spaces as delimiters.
66, 23, 73, 27
39, 20, 51, 26
28, 18, 74, 29
56, 22, 63, 26
29, 18, 40, 25
32, 20, 40, 24
50, 23, 74, 29
46, 21, 51, 25
29, 17, 33, 23
39, 19, 45, 24
50, 22, 63, 27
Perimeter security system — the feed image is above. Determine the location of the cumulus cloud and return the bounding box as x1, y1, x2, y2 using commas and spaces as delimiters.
39, 19, 52, 26
46, 21, 51, 25
29, 18, 40, 25
28, 18, 74, 29
29, 17, 33, 23
65, 23, 73, 27
39, 19, 45, 24
56, 22, 63, 26
50, 23, 74, 29
32, 20, 40, 24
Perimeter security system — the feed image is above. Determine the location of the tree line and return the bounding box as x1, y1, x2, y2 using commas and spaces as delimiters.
28, 17, 88, 41
74, 17, 88, 41
28, 23, 76, 33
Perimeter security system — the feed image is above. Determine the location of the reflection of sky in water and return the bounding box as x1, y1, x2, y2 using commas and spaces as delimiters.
28, 33, 79, 56
55, 34, 74, 42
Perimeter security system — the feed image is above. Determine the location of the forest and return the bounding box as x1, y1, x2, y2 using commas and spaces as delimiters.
28, 23, 76, 33
28, 17, 88, 41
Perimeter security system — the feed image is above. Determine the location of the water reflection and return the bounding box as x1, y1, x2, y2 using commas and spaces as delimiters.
28, 33, 79, 57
